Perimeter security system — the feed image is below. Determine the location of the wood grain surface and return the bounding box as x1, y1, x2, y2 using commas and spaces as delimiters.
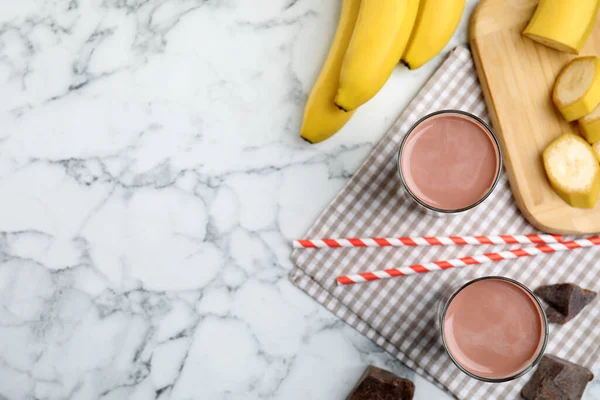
470, 0, 600, 234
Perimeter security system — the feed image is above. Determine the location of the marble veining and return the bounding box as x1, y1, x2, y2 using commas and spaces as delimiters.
0, 0, 598, 399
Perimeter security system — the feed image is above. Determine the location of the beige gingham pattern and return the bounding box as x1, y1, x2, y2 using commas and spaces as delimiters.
290, 46, 600, 399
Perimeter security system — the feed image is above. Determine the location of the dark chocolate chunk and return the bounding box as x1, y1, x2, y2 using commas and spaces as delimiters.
534, 283, 596, 324
346, 365, 414, 400
521, 355, 593, 400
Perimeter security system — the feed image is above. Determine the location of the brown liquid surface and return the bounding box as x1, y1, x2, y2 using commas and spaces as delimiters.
401, 114, 499, 210
443, 279, 544, 379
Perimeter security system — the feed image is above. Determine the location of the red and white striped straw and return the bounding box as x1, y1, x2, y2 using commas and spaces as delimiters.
294, 234, 562, 249
337, 237, 600, 286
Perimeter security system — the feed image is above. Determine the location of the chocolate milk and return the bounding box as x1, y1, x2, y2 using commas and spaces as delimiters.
443, 279, 545, 379
400, 113, 500, 210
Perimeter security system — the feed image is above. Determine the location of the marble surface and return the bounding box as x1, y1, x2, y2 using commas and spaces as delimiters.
0, 1, 598, 399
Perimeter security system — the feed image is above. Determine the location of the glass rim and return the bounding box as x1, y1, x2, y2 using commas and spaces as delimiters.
439, 276, 549, 383
396, 110, 503, 214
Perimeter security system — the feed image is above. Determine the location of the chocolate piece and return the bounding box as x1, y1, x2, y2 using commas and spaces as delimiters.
521, 355, 593, 400
346, 365, 414, 400
534, 283, 596, 324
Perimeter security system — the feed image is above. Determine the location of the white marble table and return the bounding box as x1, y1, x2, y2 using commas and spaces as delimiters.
0, 1, 599, 399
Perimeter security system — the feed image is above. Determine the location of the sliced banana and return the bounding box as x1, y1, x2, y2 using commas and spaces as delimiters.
553, 57, 600, 122
579, 103, 600, 144
523, 0, 600, 54
593, 140, 600, 162
543, 133, 600, 208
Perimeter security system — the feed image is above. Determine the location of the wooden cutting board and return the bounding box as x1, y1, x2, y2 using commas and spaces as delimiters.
470, 0, 600, 234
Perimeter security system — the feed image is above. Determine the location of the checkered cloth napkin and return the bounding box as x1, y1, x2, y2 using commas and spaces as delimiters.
290, 46, 600, 399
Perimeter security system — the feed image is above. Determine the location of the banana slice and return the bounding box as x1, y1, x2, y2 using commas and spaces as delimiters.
523, 0, 600, 54
593, 140, 600, 161
543, 133, 600, 208
579, 103, 600, 144
553, 57, 600, 122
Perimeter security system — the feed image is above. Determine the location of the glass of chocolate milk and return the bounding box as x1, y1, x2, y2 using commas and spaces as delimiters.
397, 110, 502, 216
439, 276, 549, 382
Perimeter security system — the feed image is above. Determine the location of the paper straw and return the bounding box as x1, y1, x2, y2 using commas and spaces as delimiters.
294, 234, 563, 249
337, 237, 600, 285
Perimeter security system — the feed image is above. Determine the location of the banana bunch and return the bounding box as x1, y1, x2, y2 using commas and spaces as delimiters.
301, 0, 466, 144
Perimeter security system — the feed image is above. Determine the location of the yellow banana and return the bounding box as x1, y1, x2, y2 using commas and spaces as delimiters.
401, 0, 465, 70
543, 133, 600, 208
593, 140, 600, 160
335, 0, 419, 112
300, 0, 361, 144
579, 104, 600, 144
523, 0, 600, 54
552, 57, 600, 122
